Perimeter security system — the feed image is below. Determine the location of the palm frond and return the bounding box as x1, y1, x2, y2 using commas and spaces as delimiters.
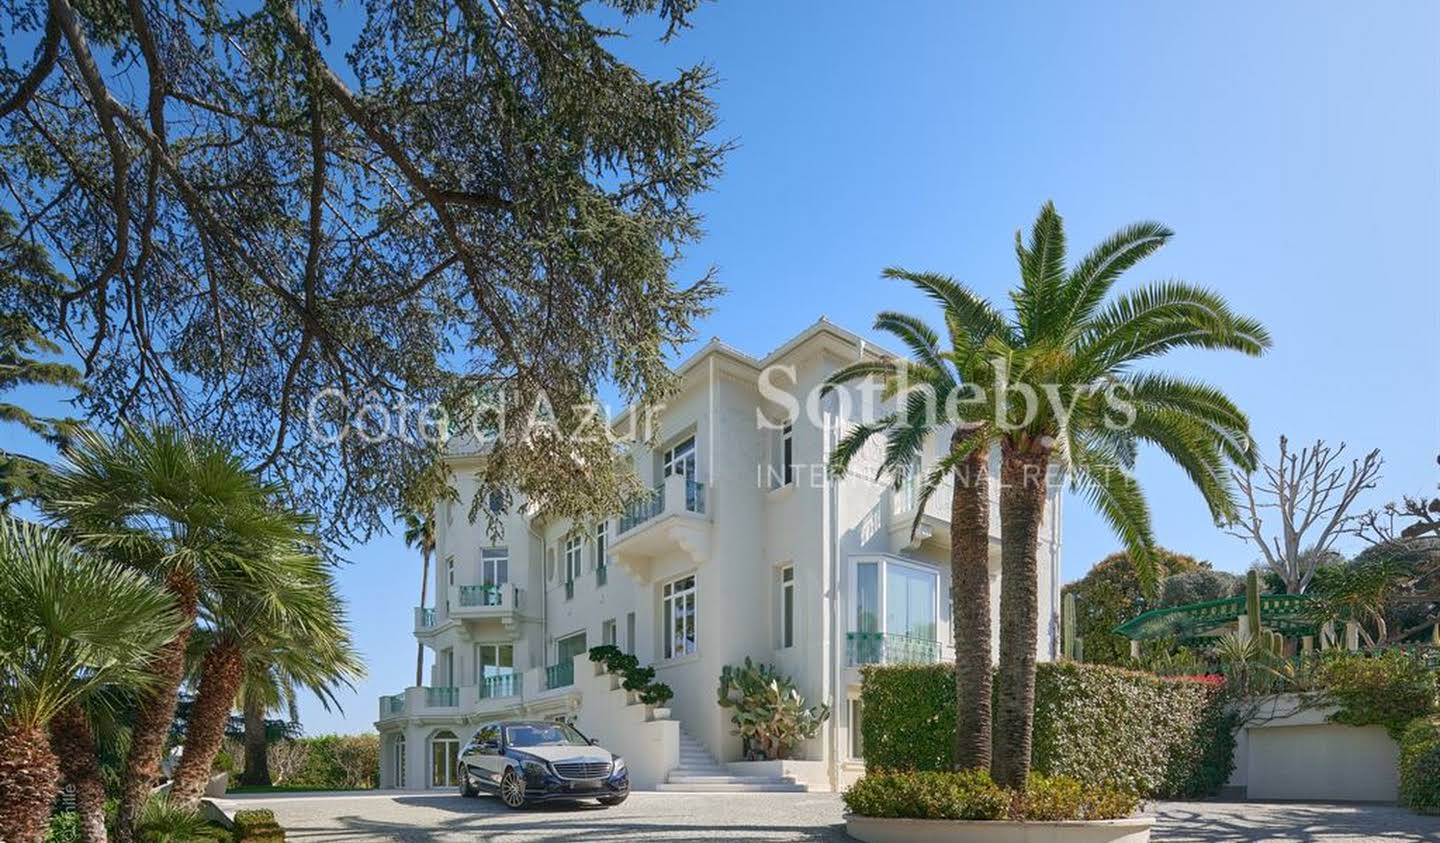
1059, 221, 1172, 330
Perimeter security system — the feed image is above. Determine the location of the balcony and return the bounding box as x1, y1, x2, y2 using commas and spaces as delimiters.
425, 686, 459, 707
480, 673, 520, 700
413, 607, 438, 635
446, 582, 522, 629
611, 473, 712, 583
378, 693, 406, 721
846, 632, 942, 666
545, 661, 574, 690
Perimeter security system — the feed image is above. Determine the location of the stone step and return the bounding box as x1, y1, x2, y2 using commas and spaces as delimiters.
667, 774, 797, 784
656, 781, 808, 793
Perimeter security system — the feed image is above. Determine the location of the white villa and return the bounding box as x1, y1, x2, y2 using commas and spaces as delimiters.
375, 319, 1063, 792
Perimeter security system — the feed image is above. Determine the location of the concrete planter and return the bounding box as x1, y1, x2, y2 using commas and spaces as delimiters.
845, 814, 1154, 843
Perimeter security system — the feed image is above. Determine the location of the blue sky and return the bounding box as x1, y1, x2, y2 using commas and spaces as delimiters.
9, 1, 1439, 735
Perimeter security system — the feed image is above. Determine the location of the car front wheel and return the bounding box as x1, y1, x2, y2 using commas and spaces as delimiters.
458, 766, 479, 798
499, 767, 527, 809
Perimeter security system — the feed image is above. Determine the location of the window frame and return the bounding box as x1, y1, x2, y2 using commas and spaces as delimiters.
480, 547, 508, 586
473, 642, 515, 680
848, 555, 940, 641
779, 565, 795, 649
564, 534, 583, 584
662, 435, 696, 479
594, 520, 609, 570
661, 573, 698, 660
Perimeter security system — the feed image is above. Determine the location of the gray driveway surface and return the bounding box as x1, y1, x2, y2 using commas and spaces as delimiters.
212, 791, 1440, 842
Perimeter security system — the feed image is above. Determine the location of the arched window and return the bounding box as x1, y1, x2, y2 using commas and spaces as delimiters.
393, 734, 406, 788
430, 730, 460, 788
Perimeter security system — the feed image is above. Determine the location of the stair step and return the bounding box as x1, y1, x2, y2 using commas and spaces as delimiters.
657, 781, 808, 792
667, 775, 796, 784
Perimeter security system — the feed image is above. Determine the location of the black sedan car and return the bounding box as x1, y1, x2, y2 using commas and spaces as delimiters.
457, 719, 629, 808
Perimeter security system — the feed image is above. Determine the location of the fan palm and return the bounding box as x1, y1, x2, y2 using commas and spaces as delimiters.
403, 511, 436, 687
985, 202, 1269, 785
0, 518, 185, 843
40, 425, 309, 842
169, 545, 362, 807
824, 270, 1010, 771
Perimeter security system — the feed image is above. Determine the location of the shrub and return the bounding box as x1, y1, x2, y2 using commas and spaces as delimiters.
860, 662, 1235, 799
44, 812, 81, 843
1314, 650, 1438, 740
1061, 549, 1208, 666
232, 809, 285, 843
277, 735, 379, 790
842, 769, 1137, 821
135, 796, 227, 843
716, 658, 830, 760
588, 645, 673, 708
1399, 717, 1440, 814
212, 749, 236, 774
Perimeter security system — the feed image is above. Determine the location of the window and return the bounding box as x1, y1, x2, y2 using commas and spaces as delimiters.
594, 521, 609, 570
440, 648, 455, 686
564, 535, 582, 583
487, 489, 505, 513
474, 643, 514, 679
848, 699, 864, 759
626, 612, 637, 655
430, 730, 459, 787
779, 565, 795, 649
445, 557, 455, 611
662, 436, 696, 479
771, 422, 794, 488
662, 574, 698, 659
393, 734, 406, 787
557, 631, 588, 664
546, 546, 556, 582
481, 547, 508, 586
602, 619, 617, 647
473, 723, 500, 748
852, 557, 939, 642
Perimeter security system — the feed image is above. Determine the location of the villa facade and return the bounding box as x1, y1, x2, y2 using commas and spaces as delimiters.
375, 319, 1063, 792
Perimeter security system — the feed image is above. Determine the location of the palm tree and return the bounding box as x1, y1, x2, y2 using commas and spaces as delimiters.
0, 518, 184, 843
40, 425, 303, 842
403, 510, 436, 687
984, 202, 1269, 785
824, 271, 1010, 771
169, 546, 362, 807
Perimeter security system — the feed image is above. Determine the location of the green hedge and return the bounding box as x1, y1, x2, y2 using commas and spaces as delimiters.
232, 809, 285, 843
1399, 717, 1440, 814
842, 769, 1139, 821
859, 662, 1235, 799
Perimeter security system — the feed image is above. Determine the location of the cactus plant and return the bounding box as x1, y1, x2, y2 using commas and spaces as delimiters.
1062, 593, 1077, 661
716, 658, 830, 761
1245, 570, 1262, 640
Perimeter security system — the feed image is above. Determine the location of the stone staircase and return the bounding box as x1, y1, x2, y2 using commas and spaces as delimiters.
657, 727, 807, 792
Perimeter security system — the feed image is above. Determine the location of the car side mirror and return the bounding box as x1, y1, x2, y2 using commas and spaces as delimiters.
589, 737, 602, 746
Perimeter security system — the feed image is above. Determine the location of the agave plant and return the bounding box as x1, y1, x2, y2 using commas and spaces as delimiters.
716, 658, 829, 761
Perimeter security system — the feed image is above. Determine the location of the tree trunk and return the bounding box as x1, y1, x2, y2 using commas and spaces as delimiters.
0, 722, 60, 843
240, 693, 271, 787
50, 705, 109, 843
115, 571, 197, 843
416, 547, 430, 687
169, 640, 245, 808
950, 434, 993, 771
992, 443, 1050, 788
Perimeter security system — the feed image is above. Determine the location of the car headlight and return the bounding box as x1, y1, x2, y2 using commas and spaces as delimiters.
611, 756, 625, 774
514, 753, 549, 777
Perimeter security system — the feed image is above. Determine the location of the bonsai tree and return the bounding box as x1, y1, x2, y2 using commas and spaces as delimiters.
716, 658, 830, 761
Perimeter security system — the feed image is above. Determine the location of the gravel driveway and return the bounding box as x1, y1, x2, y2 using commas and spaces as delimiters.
212, 791, 1440, 842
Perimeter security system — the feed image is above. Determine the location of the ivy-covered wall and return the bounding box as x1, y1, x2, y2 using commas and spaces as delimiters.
859, 662, 1236, 799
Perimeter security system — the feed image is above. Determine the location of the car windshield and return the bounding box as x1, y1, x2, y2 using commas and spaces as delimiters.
505, 723, 589, 748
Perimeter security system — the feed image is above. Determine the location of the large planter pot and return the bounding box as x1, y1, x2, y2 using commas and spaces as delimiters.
845, 814, 1154, 843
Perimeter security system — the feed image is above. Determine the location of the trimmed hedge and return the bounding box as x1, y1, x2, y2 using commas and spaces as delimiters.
1399, 717, 1440, 814
860, 662, 1235, 799
842, 769, 1139, 821
232, 809, 285, 843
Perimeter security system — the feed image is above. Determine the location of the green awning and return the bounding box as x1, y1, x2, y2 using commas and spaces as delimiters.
1113, 593, 1319, 641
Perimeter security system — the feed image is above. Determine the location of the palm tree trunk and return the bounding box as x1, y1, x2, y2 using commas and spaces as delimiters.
240, 693, 271, 787
992, 443, 1050, 788
950, 435, 993, 771
416, 548, 430, 687
115, 571, 197, 843
0, 721, 60, 843
50, 705, 109, 843
169, 640, 246, 808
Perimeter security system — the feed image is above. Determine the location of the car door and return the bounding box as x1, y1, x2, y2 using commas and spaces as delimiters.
461, 722, 504, 790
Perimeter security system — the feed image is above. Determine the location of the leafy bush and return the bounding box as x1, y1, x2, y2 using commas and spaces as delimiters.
588, 645, 674, 707
135, 796, 227, 843
716, 658, 830, 760
1061, 549, 1208, 666
269, 735, 378, 789
860, 662, 1235, 799
1314, 649, 1438, 739
1161, 570, 1244, 607
1399, 717, 1440, 814
212, 749, 236, 774
44, 812, 81, 843
232, 809, 285, 843
842, 769, 1138, 821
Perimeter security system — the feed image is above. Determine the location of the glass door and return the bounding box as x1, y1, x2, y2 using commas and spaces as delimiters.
430, 731, 459, 787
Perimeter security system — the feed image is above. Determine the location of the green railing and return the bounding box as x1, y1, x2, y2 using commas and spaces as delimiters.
545, 661, 575, 689
425, 686, 458, 707
382, 694, 406, 716
596, 564, 608, 587
619, 483, 665, 533
479, 673, 518, 699
846, 632, 942, 666
417, 607, 436, 627
459, 584, 504, 607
